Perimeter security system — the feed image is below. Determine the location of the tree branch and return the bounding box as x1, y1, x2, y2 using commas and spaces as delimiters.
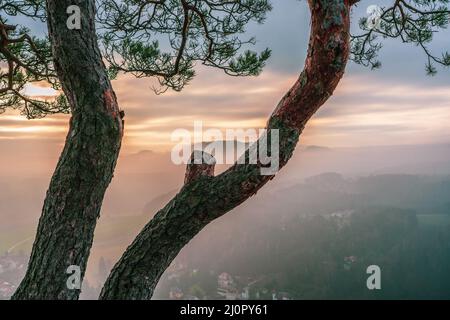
351, 0, 450, 73
97, 0, 273, 92
184, 150, 216, 184
0, 8, 67, 118
99, 0, 351, 300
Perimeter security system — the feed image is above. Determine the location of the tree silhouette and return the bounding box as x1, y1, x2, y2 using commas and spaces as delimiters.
0, 0, 447, 300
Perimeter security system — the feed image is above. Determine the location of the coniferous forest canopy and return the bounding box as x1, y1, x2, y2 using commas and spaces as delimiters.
0, 0, 449, 301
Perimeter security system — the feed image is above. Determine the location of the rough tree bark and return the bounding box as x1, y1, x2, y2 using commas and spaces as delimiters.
12, 0, 123, 300
100, 0, 351, 300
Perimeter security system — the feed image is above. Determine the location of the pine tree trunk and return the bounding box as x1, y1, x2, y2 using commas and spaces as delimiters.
100, 0, 351, 300
12, 0, 123, 300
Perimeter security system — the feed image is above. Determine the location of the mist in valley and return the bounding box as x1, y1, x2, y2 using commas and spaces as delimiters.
1, 142, 450, 299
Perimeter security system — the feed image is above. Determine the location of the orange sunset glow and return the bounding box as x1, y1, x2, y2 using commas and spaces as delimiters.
1, 69, 449, 154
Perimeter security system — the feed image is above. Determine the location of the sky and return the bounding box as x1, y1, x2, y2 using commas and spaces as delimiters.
1, 0, 449, 155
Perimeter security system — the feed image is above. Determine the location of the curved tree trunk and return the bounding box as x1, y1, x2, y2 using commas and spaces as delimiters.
100, 0, 351, 300
13, 0, 123, 300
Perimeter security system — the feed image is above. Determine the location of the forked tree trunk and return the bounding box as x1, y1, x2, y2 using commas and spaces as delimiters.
100, 0, 351, 300
12, 0, 123, 300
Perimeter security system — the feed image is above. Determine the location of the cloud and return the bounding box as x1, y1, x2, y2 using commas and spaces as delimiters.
1, 0, 449, 153
1, 66, 449, 153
